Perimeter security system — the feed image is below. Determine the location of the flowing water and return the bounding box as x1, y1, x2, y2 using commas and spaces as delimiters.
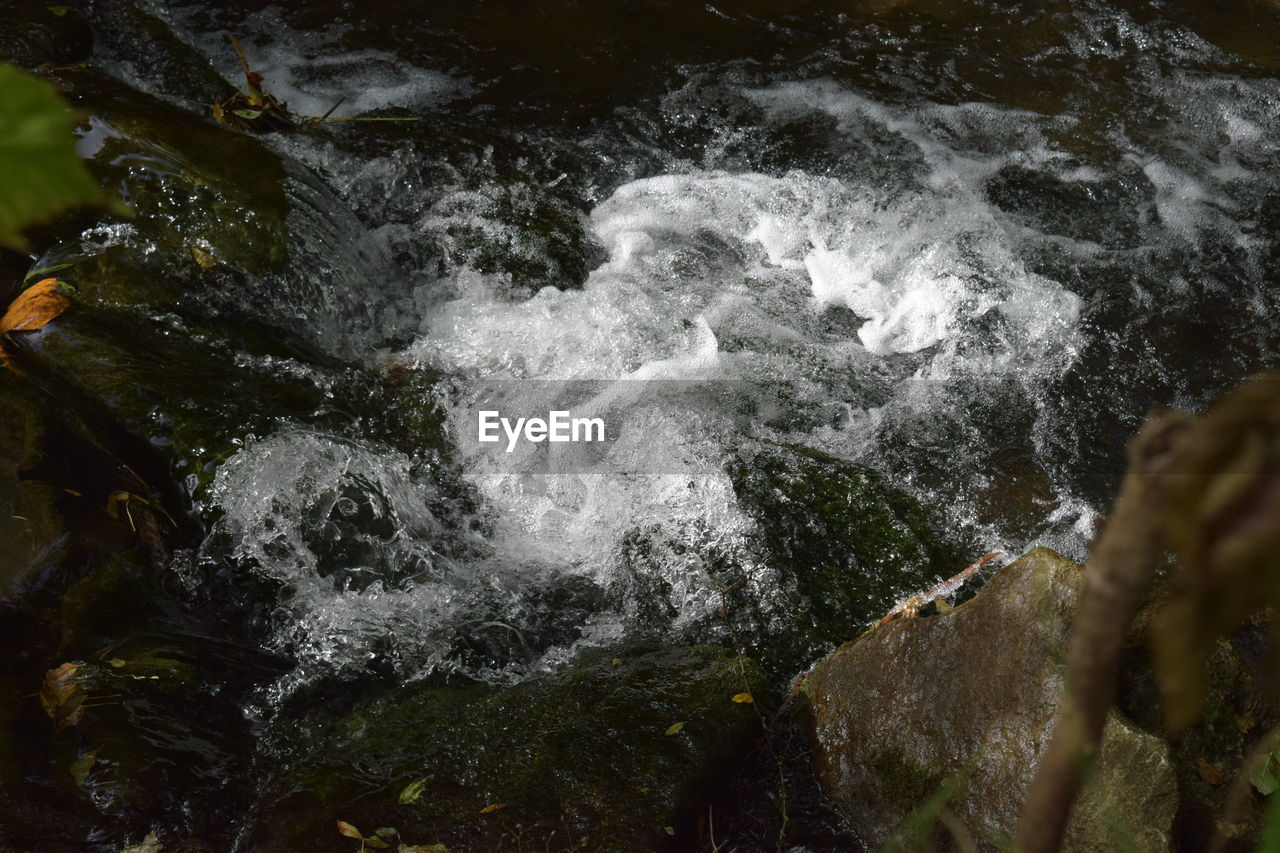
157, 0, 1280, 692
7, 0, 1280, 847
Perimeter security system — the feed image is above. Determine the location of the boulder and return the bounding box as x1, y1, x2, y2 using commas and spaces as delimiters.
2, 69, 446, 498
805, 547, 1179, 851
727, 441, 968, 675
244, 645, 767, 851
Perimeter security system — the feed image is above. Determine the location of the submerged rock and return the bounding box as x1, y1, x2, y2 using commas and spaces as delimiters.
727, 441, 968, 675
245, 645, 766, 851
805, 548, 1179, 851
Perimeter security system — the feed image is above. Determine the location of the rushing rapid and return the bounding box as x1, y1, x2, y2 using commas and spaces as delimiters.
136, 0, 1280, 693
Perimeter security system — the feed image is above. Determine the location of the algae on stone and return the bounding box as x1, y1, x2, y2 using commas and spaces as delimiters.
245, 645, 766, 851
805, 548, 1178, 851
727, 441, 967, 674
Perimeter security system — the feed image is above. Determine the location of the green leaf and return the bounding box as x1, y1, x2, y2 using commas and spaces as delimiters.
233, 108, 263, 120
0, 65, 105, 249
1253, 751, 1280, 796
69, 749, 97, 786
374, 828, 398, 839
398, 778, 428, 805
664, 721, 685, 736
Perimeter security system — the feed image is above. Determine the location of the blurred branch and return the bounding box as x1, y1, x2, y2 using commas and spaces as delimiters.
1019, 372, 1280, 852
1016, 412, 1191, 853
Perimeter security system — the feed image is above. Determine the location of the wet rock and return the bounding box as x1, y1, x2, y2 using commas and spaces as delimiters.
0, 4, 93, 68
245, 645, 766, 851
3, 69, 438, 497
727, 441, 968, 675
0, 370, 289, 852
88, 0, 239, 108
805, 548, 1178, 851
35, 68, 408, 361
1119, 613, 1280, 850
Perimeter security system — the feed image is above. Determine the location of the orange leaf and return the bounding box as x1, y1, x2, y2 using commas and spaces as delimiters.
1, 278, 70, 335
1196, 759, 1225, 786
731, 692, 753, 704
39, 662, 89, 729
479, 803, 506, 814
336, 820, 363, 839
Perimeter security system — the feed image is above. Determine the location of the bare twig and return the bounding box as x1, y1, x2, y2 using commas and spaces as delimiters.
1015, 413, 1191, 853
226, 34, 254, 82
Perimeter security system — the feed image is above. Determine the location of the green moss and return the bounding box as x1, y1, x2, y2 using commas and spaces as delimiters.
867, 746, 947, 810
728, 441, 966, 674
246, 646, 766, 851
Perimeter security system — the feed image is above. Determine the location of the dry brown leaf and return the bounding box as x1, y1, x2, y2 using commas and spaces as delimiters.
0, 278, 70, 335
336, 820, 363, 839
39, 662, 89, 729
190, 246, 216, 270
1196, 759, 1226, 786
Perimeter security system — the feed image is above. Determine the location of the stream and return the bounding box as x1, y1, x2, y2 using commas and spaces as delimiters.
3, 0, 1280, 850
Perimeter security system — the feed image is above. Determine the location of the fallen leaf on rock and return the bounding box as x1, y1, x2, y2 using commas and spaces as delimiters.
335, 821, 391, 850
664, 721, 685, 736
190, 246, 216, 270
69, 749, 97, 786
731, 692, 753, 704
39, 662, 89, 729
399, 778, 428, 804
1251, 749, 1280, 795
479, 803, 506, 814
1196, 759, 1225, 786
0, 278, 70, 335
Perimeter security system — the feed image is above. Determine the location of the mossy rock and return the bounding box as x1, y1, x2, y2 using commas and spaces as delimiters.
1119, 610, 1280, 850
805, 548, 1179, 851
35, 67, 408, 363
88, 0, 240, 108
0, 4, 93, 68
725, 441, 968, 675
3, 68, 441, 498
245, 645, 766, 851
